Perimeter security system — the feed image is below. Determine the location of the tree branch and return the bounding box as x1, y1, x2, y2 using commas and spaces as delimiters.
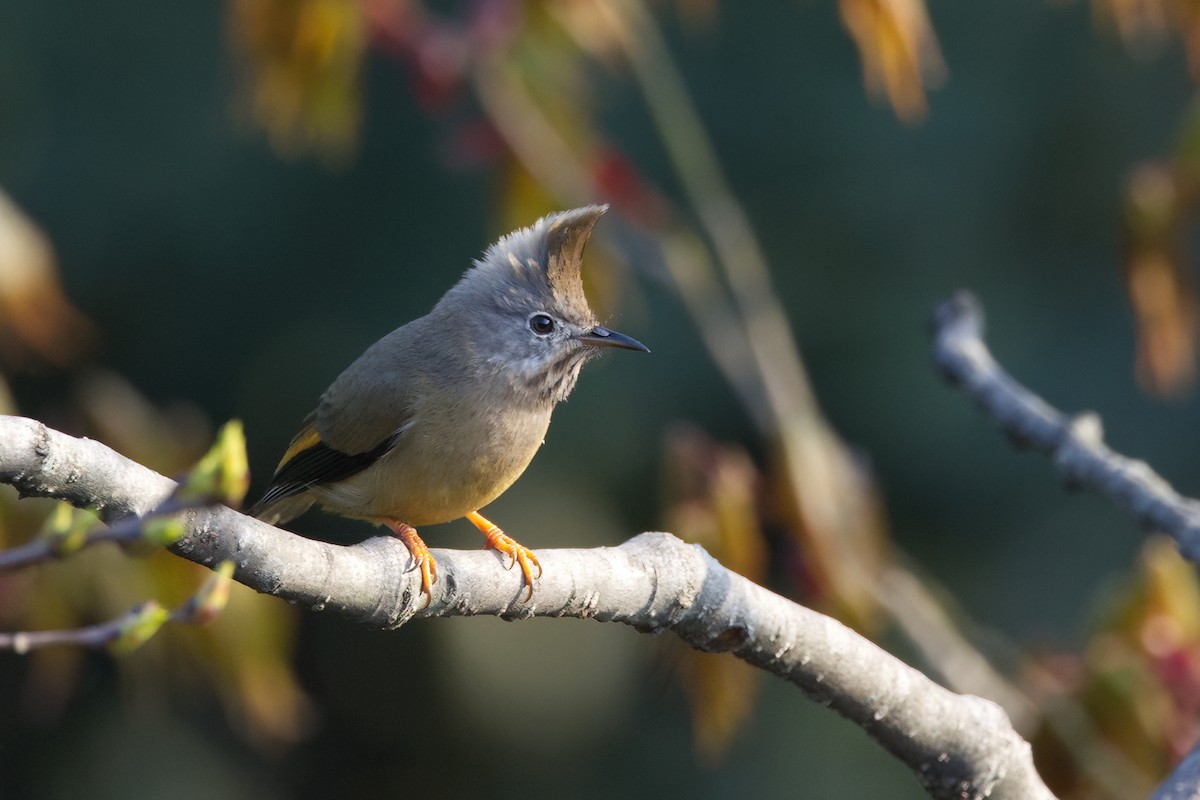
0, 414, 1053, 799
1153, 740, 1200, 800
931, 291, 1200, 563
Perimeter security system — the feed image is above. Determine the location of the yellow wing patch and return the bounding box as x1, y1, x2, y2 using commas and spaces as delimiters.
276, 423, 321, 472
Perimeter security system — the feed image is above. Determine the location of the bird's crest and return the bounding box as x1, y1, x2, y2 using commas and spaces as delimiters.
462, 205, 608, 319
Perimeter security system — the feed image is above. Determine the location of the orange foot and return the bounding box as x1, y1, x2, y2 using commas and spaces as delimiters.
384, 519, 438, 606
465, 510, 542, 600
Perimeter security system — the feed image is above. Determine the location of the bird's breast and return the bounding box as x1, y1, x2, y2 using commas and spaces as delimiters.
314, 400, 554, 527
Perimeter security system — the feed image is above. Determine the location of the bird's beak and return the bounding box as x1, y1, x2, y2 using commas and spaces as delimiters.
577, 326, 650, 353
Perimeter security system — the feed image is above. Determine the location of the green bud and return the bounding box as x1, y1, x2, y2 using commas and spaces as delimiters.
182, 560, 236, 625
39, 502, 95, 556
108, 601, 169, 654
178, 420, 250, 505
217, 421, 250, 506
141, 517, 186, 548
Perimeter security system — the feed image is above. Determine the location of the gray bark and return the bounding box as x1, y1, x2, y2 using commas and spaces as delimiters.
0, 412, 1051, 799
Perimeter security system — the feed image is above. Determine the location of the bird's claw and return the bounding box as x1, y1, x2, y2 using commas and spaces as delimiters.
482, 529, 541, 600
385, 519, 438, 607
464, 511, 541, 600
411, 551, 437, 607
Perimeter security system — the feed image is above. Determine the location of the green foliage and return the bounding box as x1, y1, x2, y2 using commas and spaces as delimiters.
177, 420, 250, 507
107, 601, 170, 655
38, 502, 97, 557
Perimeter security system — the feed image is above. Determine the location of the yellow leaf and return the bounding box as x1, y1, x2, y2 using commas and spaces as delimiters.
227, 0, 365, 164
838, 0, 946, 123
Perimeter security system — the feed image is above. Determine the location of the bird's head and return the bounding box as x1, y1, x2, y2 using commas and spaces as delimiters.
437, 205, 649, 403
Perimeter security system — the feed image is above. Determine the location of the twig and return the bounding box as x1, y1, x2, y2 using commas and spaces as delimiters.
934, 290, 1200, 798
0, 605, 151, 653
931, 291, 1200, 563
1152, 739, 1200, 799
0, 497, 198, 571
0, 414, 1054, 800
604, 0, 820, 428
0, 601, 164, 654
0, 560, 234, 654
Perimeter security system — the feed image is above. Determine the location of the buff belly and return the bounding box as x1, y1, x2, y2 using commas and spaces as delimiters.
311, 406, 553, 527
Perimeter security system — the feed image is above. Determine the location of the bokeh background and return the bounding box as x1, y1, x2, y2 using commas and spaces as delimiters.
3, 1, 1200, 797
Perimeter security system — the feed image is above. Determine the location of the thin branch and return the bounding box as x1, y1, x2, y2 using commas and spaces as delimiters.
934, 290, 1200, 798
0, 560, 234, 654
0, 497, 197, 571
606, 0, 821, 426
931, 291, 1200, 563
0, 414, 1054, 800
0, 606, 150, 653
1153, 739, 1200, 800
0, 601, 165, 654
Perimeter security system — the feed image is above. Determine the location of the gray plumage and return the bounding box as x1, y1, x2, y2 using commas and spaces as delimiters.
251, 205, 647, 537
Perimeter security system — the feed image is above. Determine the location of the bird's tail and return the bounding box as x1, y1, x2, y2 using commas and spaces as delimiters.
247, 494, 314, 527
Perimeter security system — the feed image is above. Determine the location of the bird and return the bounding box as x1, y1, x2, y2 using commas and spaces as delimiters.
248, 205, 648, 603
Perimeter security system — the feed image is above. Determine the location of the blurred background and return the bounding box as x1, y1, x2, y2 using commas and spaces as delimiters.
3, 0, 1200, 797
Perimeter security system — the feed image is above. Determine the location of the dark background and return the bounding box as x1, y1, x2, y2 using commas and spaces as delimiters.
1, 1, 1195, 797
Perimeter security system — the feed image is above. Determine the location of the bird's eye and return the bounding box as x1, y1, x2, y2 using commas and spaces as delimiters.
528, 313, 556, 336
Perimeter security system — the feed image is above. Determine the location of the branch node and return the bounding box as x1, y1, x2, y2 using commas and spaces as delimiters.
1067, 412, 1104, 445
705, 625, 750, 652
33, 421, 50, 460
929, 291, 984, 366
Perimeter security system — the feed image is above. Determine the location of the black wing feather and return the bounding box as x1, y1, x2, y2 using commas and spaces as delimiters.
250, 434, 398, 513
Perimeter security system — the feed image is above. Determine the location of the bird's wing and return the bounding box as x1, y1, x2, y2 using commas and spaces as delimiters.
248, 326, 422, 519
247, 413, 407, 517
